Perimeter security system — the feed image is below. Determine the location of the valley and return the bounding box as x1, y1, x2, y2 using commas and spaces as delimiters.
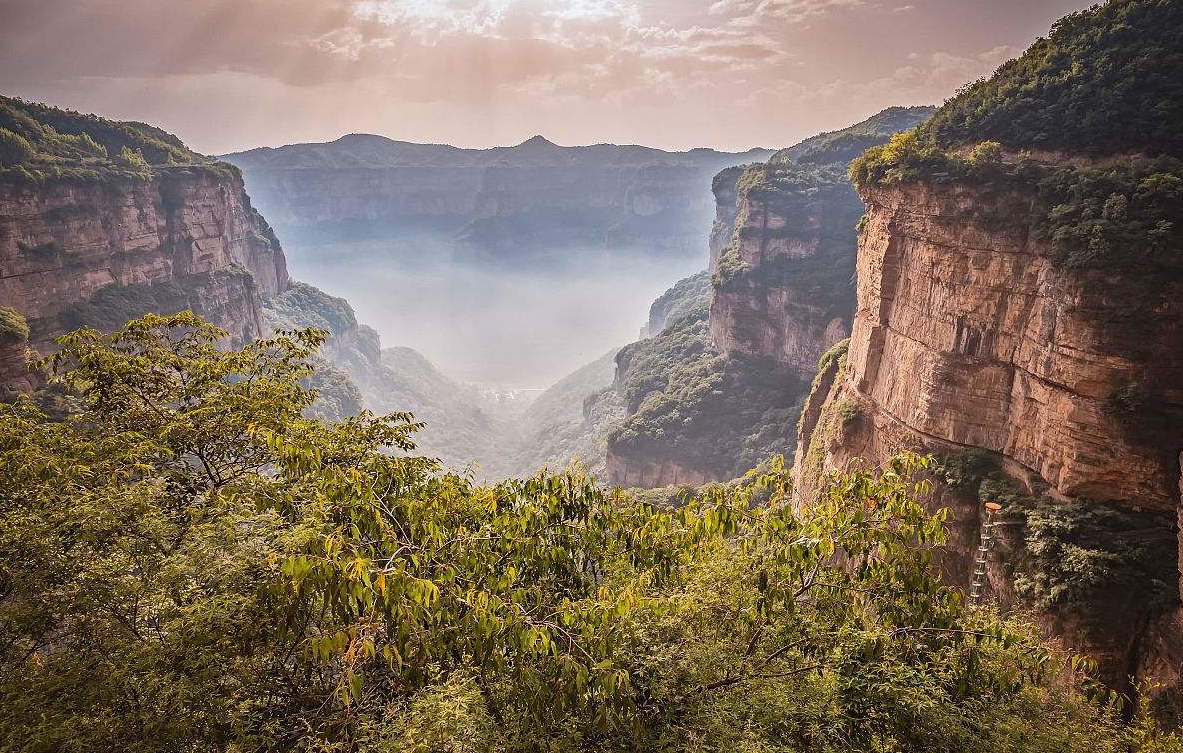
1, 0, 1182, 747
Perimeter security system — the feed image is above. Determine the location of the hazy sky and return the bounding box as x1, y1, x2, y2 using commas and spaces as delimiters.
0, 0, 1096, 154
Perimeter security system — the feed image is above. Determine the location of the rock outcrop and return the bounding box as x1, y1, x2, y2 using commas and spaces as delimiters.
0, 169, 288, 359
708, 107, 934, 382
707, 162, 859, 381
795, 0, 1183, 708
0, 96, 291, 395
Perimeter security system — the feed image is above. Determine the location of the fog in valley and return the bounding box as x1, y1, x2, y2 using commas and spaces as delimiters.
283, 235, 704, 390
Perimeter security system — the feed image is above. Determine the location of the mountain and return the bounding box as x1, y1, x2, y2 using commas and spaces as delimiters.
772, 105, 937, 166
797, 0, 1183, 709
222, 135, 774, 265
602, 106, 934, 488
0, 95, 289, 399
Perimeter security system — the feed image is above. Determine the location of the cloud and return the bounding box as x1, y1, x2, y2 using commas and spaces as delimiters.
707, 0, 863, 25
0, 0, 1097, 154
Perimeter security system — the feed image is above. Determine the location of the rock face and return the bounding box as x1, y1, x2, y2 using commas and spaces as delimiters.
605, 454, 714, 488
223, 135, 774, 263
0, 168, 289, 387
602, 107, 934, 489
795, 175, 1183, 704
707, 162, 858, 381
706, 107, 934, 383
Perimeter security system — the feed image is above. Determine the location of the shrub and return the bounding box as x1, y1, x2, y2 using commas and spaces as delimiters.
0, 307, 30, 343
0, 128, 34, 167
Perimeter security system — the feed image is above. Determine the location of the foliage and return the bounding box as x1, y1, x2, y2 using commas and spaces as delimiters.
0, 95, 233, 184
0, 307, 30, 343
646, 270, 712, 336
608, 310, 806, 481
935, 452, 1179, 643
851, 0, 1183, 189
0, 313, 1176, 750
772, 105, 937, 167
1013, 498, 1178, 631
58, 269, 257, 336
264, 281, 358, 338
59, 278, 195, 333
0, 127, 34, 167
1033, 157, 1183, 270
920, 0, 1183, 157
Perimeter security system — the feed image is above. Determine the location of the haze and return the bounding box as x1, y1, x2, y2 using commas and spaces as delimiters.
289, 240, 698, 388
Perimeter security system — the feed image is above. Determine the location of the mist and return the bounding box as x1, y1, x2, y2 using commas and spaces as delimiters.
282, 237, 704, 388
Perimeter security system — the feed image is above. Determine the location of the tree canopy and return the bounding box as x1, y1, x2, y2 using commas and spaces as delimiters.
0, 313, 1176, 751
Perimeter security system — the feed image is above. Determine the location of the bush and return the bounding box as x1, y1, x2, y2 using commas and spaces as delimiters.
0, 128, 34, 167
0, 307, 30, 343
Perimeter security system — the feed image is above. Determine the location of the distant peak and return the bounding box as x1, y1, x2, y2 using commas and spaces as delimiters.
334, 133, 396, 144
516, 135, 558, 148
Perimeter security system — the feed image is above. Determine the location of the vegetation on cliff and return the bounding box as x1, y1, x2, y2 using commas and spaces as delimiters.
922, 0, 1181, 157
609, 308, 805, 480
2, 313, 1175, 751
852, 0, 1182, 186
645, 270, 711, 336
0, 95, 234, 183
772, 105, 936, 167
0, 307, 30, 343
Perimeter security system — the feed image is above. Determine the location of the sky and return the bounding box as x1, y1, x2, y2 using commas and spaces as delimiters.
0, 0, 1098, 155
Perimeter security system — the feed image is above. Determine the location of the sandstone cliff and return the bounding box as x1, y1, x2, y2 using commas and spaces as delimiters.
0, 170, 288, 353
795, 0, 1183, 709
0, 97, 289, 395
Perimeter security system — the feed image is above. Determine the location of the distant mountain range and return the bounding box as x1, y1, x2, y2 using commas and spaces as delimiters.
222, 135, 775, 264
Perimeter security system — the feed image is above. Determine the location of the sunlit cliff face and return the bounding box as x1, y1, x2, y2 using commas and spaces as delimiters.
0, 0, 1094, 154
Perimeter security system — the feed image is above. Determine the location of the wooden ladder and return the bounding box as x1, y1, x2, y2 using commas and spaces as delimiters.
970, 501, 1003, 604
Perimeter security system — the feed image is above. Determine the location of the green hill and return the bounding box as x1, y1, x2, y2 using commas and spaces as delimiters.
0, 95, 229, 182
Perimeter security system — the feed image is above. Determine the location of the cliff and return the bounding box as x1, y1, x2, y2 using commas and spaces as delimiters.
603, 108, 932, 489
796, 0, 1183, 710
223, 135, 774, 265
708, 106, 933, 380
0, 96, 290, 395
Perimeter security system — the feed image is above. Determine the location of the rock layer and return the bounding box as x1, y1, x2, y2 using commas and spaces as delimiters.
795, 177, 1183, 700
0, 168, 289, 388
708, 162, 859, 382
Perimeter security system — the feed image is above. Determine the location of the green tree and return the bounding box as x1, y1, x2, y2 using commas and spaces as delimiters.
0, 127, 34, 167
0, 313, 1176, 752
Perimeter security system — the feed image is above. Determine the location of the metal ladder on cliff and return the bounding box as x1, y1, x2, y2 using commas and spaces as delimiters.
970, 501, 1003, 605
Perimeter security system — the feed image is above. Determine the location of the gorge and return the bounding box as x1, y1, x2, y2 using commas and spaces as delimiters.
1, 0, 1182, 736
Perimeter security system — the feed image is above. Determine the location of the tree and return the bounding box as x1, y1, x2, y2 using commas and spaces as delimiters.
0, 127, 34, 167
0, 312, 1175, 752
